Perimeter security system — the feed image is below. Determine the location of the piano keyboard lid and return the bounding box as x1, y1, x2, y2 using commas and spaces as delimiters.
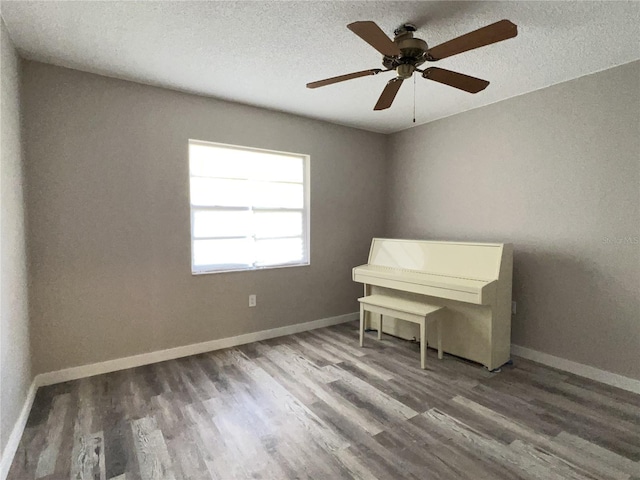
353, 264, 493, 294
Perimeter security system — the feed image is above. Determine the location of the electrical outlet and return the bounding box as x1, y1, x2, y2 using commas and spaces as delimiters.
249, 294, 256, 307
512, 301, 517, 315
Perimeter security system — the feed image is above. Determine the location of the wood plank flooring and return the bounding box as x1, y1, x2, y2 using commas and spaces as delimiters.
8, 321, 640, 479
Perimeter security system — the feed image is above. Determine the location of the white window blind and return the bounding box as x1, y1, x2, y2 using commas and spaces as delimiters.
189, 140, 309, 274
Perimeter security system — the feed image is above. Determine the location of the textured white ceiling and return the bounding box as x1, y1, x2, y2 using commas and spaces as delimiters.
2, 1, 639, 133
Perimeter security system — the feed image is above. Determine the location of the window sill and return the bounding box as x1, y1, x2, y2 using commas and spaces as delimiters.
192, 261, 310, 276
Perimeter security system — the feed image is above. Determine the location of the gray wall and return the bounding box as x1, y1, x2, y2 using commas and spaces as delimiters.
0, 18, 31, 459
16, 53, 640, 383
22, 61, 388, 374
387, 61, 640, 380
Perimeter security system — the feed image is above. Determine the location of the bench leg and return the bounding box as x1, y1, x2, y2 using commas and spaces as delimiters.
378, 314, 383, 340
420, 320, 426, 369
437, 318, 443, 360
359, 304, 365, 347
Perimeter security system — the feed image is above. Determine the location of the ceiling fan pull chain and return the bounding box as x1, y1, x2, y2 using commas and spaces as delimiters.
413, 74, 416, 123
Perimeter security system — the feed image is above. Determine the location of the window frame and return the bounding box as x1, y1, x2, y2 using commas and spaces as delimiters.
188, 139, 310, 275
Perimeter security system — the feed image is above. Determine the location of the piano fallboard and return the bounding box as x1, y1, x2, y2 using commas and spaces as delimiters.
352, 264, 496, 305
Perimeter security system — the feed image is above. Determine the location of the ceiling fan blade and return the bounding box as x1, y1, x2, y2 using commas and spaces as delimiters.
374, 77, 404, 110
347, 21, 402, 57
427, 19, 517, 61
422, 67, 489, 93
306, 69, 382, 89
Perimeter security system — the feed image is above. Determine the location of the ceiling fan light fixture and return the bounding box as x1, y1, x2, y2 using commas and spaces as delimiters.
397, 64, 415, 79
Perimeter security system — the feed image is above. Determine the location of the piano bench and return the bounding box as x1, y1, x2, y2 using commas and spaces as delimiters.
358, 295, 445, 369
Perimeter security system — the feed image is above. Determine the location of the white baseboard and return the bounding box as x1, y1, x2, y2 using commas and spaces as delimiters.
36, 312, 358, 387
0, 379, 37, 480
511, 344, 640, 395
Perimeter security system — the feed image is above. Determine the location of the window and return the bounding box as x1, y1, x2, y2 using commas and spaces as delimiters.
189, 140, 309, 274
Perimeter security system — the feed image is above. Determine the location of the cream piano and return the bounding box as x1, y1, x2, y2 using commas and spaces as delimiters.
353, 238, 513, 371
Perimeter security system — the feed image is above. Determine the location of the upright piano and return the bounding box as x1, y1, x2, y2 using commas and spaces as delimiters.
353, 238, 513, 370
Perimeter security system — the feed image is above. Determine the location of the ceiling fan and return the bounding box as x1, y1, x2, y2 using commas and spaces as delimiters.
307, 19, 518, 111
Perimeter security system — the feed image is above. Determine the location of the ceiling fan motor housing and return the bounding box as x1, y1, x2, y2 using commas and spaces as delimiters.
382, 29, 429, 71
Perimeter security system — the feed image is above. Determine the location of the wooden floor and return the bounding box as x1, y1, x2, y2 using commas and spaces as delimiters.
8, 321, 640, 480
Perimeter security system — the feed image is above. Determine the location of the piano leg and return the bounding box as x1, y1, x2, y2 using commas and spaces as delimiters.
359, 303, 365, 347
378, 314, 383, 340
437, 318, 443, 360
420, 321, 426, 370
